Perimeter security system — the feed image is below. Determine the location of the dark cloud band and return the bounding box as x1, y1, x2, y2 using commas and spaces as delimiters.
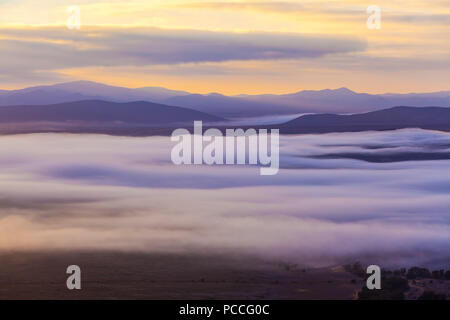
0, 26, 366, 83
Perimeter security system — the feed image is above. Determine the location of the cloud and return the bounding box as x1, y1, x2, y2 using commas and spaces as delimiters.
388, 13, 450, 24
0, 26, 366, 84
174, 1, 310, 12
173, 1, 363, 16
0, 129, 449, 268
175, 1, 450, 24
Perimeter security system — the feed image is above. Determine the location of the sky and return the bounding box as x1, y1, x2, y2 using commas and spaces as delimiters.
0, 0, 449, 94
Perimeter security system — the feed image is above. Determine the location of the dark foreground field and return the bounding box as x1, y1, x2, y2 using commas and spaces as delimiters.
0, 251, 363, 300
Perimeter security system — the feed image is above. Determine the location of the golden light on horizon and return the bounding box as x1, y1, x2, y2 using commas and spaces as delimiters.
0, 0, 449, 93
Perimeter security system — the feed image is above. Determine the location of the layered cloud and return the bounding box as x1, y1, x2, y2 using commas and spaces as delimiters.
0, 26, 366, 85
1, 129, 449, 268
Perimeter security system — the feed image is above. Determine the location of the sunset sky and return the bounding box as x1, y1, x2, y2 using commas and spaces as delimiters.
0, 0, 449, 94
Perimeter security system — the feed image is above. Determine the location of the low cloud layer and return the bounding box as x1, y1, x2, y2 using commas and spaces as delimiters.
0, 129, 449, 268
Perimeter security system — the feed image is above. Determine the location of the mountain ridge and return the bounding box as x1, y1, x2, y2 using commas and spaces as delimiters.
1, 81, 450, 118
0, 99, 223, 125
0, 103, 448, 136
280, 106, 450, 133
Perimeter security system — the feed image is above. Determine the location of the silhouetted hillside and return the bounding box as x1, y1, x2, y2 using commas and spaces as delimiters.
280, 106, 450, 133
0, 100, 223, 125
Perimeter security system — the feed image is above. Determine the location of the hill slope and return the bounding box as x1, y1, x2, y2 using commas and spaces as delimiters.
0, 100, 223, 125
280, 106, 450, 133
0, 81, 188, 106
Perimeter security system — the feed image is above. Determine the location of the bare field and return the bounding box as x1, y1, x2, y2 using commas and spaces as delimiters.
0, 251, 363, 300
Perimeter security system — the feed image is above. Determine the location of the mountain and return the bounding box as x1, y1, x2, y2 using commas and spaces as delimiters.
0, 100, 223, 125
238, 88, 450, 114
164, 88, 383, 117
0, 81, 189, 106
279, 106, 450, 133
378, 92, 450, 107
1, 82, 450, 118
164, 93, 297, 118
0, 104, 448, 136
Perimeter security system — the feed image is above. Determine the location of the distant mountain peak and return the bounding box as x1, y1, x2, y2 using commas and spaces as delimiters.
314, 87, 356, 95
289, 87, 357, 96
59, 80, 101, 85
207, 92, 226, 97
334, 87, 355, 94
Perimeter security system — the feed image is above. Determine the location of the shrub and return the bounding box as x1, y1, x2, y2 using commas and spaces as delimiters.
358, 277, 409, 300
445, 270, 450, 280
407, 267, 431, 279
344, 262, 365, 278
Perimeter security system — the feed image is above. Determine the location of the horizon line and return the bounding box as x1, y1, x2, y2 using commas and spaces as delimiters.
2, 80, 450, 97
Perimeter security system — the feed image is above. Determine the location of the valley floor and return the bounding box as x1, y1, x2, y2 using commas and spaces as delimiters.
0, 251, 363, 300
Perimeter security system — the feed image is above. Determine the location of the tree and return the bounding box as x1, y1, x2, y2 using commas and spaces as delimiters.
407, 267, 431, 279
445, 270, 450, 280
358, 277, 409, 300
